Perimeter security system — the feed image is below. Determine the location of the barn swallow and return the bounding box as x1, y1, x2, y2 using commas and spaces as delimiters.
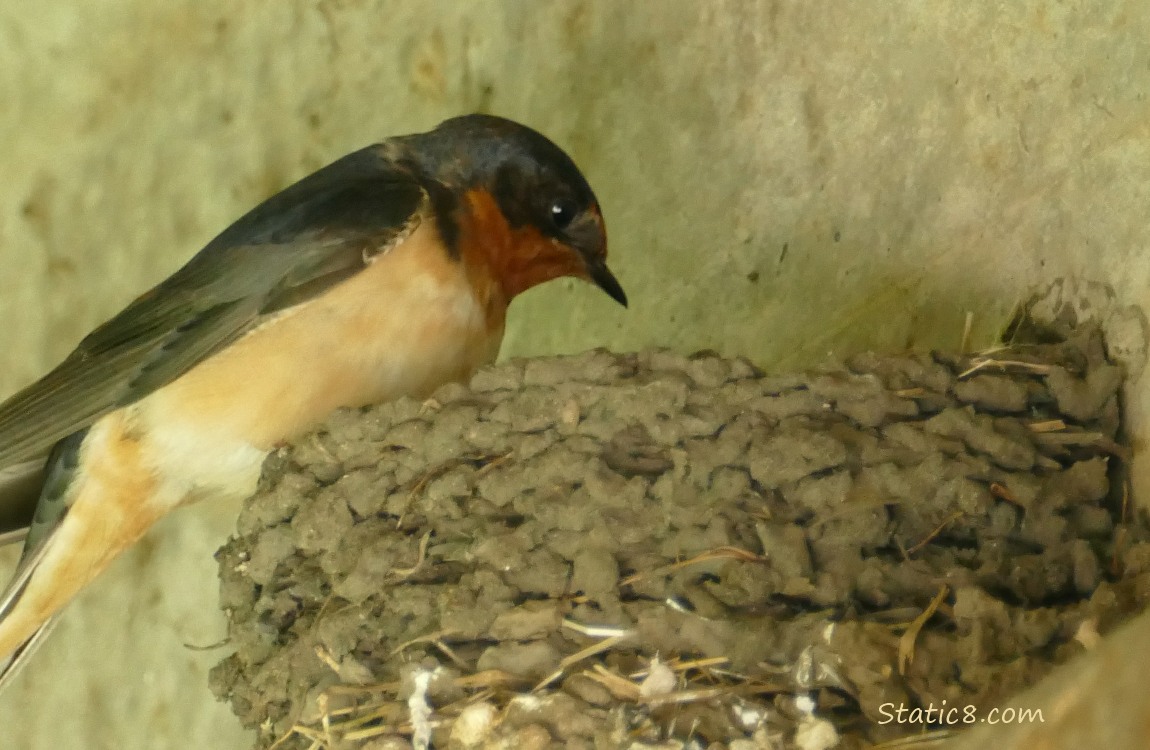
0, 114, 626, 687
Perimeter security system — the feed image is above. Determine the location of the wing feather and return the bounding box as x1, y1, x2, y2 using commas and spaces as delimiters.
0, 142, 427, 520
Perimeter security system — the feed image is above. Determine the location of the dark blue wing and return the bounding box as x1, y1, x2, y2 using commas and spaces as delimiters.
0, 143, 427, 472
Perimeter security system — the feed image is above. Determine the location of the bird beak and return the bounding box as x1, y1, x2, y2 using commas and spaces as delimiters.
585, 258, 628, 307
566, 207, 625, 307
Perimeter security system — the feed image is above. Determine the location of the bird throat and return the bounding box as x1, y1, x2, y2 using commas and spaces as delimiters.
455, 189, 583, 306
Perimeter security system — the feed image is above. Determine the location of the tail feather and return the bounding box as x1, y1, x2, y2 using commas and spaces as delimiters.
0, 458, 45, 546
0, 420, 168, 687
0, 529, 27, 547
0, 430, 85, 682
0, 532, 59, 623
0, 617, 57, 691
0, 525, 67, 668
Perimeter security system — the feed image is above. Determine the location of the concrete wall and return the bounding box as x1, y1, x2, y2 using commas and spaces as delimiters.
1, 1, 1149, 747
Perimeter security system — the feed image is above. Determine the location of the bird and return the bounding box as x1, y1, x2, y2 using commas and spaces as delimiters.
0, 113, 626, 688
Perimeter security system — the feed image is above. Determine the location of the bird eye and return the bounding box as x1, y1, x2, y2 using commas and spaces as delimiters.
550, 199, 577, 230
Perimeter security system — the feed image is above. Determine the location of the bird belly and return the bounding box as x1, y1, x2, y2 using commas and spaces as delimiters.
0, 234, 506, 659
139, 225, 504, 478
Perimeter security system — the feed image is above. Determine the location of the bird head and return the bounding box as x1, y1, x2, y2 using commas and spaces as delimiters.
390, 114, 627, 307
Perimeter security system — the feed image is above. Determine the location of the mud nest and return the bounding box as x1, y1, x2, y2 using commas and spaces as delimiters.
210, 324, 1150, 750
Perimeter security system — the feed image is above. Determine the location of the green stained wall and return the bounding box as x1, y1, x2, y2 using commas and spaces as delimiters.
1, 2, 1149, 747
